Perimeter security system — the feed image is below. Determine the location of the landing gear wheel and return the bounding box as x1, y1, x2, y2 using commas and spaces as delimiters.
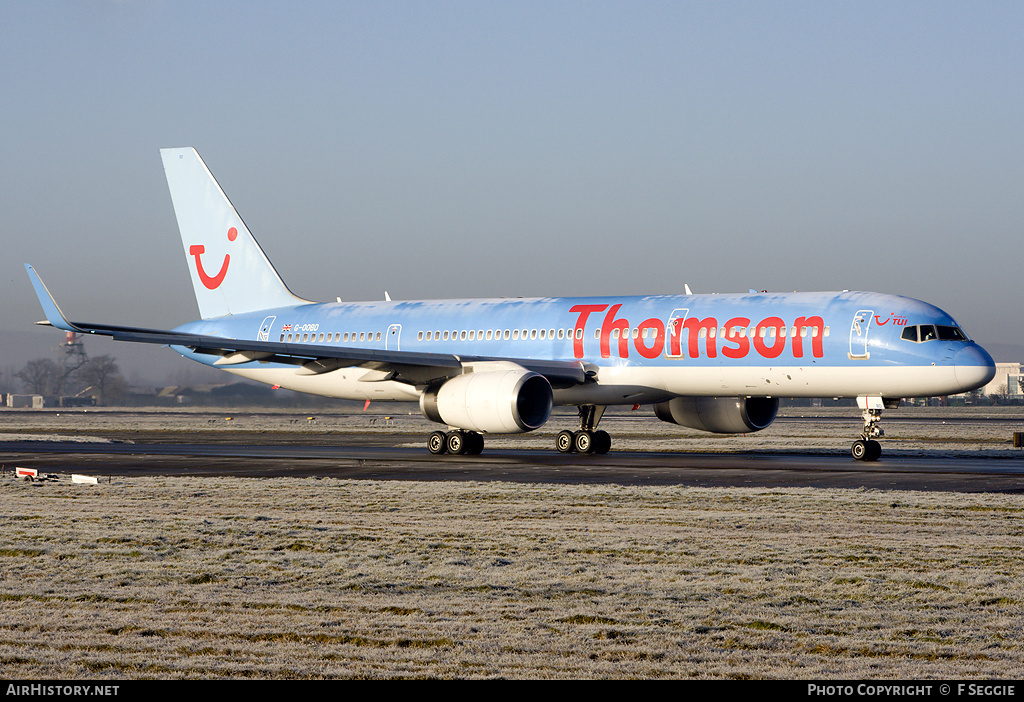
574, 430, 594, 454
851, 439, 867, 461
556, 430, 576, 453
465, 432, 485, 455
446, 431, 467, 455
427, 431, 448, 455
865, 439, 881, 461
852, 439, 882, 461
592, 430, 611, 455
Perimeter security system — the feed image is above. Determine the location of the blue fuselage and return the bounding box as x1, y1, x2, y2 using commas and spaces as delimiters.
171, 290, 995, 405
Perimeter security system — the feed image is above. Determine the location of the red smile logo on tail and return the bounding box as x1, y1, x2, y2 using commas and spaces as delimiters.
189, 227, 237, 289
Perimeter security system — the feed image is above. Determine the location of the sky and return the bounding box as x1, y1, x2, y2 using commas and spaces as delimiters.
2, 1, 1023, 374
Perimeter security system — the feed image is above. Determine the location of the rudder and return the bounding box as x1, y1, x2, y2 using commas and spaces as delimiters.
160, 147, 309, 319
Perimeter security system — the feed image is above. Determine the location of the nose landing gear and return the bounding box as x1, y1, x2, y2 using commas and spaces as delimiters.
851, 397, 899, 461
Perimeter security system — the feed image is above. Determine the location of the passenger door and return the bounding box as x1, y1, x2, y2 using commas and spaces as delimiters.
386, 323, 401, 351
849, 310, 872, 359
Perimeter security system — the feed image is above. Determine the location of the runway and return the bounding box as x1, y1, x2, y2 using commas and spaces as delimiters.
3, 427, 1023, 493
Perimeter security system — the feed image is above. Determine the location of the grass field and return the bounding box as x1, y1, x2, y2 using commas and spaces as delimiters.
2, 473, 1022, 679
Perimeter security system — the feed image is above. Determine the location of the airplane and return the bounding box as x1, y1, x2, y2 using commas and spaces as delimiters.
26, 147, 996, 461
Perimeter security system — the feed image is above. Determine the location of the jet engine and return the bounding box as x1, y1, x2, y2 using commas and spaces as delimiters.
420, 370, 553, 434
654, 396, 779, 434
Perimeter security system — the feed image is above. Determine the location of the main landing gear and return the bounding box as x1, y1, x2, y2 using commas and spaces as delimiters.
427, 429, 484, 455
557, 405, 611, 455
851, 398, 898, 461
426, 404, 616, 456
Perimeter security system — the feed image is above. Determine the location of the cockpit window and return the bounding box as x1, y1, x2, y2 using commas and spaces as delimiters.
937, 325, 967, 341
900, 324, 968, 343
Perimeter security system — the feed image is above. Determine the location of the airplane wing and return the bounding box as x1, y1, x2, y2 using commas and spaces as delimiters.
25, 264, 588, 386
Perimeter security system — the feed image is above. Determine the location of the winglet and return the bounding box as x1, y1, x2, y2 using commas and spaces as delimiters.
24, 264, 81, 333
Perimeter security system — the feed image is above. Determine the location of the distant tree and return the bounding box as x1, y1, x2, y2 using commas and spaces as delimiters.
1018, 375, 1024, 396
78, 355, 125, 405
0, 365, 17, 394
16, 358, 60, 396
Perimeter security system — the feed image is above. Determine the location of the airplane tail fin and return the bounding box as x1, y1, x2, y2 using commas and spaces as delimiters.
160, 147, 310, 319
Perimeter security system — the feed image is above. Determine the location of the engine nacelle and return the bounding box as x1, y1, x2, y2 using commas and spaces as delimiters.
654, 396, 779, 434
420, 370, 553, 434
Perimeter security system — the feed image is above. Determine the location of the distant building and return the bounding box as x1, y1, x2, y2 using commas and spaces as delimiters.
980, 362, 1023, 398
6, 394, 44, 409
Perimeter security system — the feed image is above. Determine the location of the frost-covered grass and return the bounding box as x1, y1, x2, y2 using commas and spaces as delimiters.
1, 478, 1021, 679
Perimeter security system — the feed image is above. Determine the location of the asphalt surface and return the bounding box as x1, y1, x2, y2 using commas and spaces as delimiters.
3, 428, 1024, 493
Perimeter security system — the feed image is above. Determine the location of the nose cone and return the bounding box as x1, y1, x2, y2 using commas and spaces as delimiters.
954, 343, 996, 392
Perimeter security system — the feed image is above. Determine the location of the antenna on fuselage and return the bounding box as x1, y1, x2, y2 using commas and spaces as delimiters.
384, 291, 391, 302
684, 284, 692, 295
